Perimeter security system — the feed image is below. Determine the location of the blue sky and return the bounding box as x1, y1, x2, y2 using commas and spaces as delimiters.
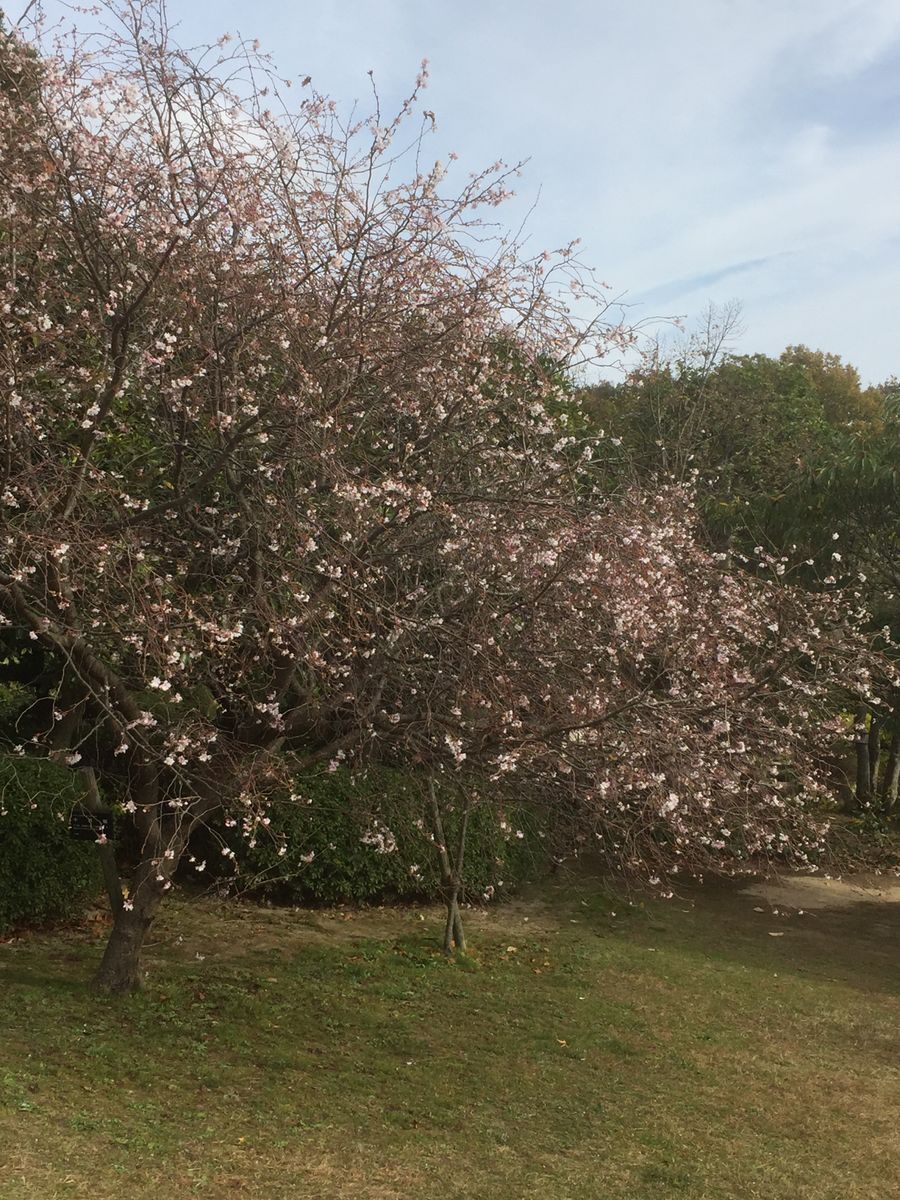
33, 0, 900, 382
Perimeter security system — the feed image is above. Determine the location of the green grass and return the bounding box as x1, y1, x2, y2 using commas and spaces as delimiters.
0, 876, 898, 1199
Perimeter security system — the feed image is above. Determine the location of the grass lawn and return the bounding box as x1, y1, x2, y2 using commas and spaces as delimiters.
1, 873, 898, 1199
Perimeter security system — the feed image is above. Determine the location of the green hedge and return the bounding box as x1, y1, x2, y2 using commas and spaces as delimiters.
200, 767, 546, 905
0, 756, 101, 933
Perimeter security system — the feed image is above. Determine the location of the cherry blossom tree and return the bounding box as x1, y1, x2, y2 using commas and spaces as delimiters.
373, 479, 894, 944
0, 2, 890, 991
0, 1, 627, 989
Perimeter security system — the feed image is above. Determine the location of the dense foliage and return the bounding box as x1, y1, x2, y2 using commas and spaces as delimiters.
0, 756, 100, 933
580, 315, 900, 815
204, 767, 544, 905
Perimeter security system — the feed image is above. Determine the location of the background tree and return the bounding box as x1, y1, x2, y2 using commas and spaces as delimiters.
579, 316, 900, 815
798, 381, 900, 810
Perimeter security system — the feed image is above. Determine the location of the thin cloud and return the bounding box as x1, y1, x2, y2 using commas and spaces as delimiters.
636, 256, 790, 308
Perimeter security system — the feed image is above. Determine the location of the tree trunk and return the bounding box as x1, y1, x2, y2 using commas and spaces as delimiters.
452, 900, 466, 953
867, 714, 882, 798
451, 795, 470, 953
440, 886, 467, 955
854, 704, 870, 805
427, 777, 470, 956
91, 902, 156, 994
91, 864, 166, 994
97, 842, 124, 919
90, 780, 187, 994
880, 731, 900, 810
89, 768, 218, 993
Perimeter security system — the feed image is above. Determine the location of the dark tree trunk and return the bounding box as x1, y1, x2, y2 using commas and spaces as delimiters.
97, 841, 124, 919
854, 704, 870, 805
91, 902, 157, 993
91, 864, 166, 994
868, 714, 882, 798
80, 768, 124, 917
90, 770, 186, 994
89, 767, 219, 993
880, 731, 900, 810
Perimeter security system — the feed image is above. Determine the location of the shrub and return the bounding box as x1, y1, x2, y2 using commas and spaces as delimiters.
0, 681, 30, 746
0, 756, 101, 933
199, 767, 546, 905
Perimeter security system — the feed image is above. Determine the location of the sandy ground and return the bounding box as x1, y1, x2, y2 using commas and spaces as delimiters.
743, 873, 900, 910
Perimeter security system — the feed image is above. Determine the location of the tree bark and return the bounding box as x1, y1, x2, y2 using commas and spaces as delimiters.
90, 861, 166, 994
867, 713, 882, 798
880, 731, 900, 810
854, 704, 870, 805
443, 889, 464, 956
89, 770, 219, 993
428, 777, 470, 956
97, 842, 124, 919
90, 771, 184, 994
451, 794, 470, 953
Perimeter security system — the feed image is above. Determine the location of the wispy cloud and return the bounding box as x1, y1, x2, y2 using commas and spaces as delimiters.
636, 256, 791, 308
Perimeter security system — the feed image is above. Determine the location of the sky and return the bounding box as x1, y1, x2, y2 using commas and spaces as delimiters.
30, 0, 900, 382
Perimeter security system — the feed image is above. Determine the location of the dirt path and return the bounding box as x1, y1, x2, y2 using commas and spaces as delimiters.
743, 872, 900, 910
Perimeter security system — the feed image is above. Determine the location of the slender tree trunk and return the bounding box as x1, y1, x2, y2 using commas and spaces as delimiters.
854, 704, 870, 805
880, 731, 900, 810
443, 889, 463, 955
868, 713, 882, 798
451, 795, 470, 953
427, 777, 470, 956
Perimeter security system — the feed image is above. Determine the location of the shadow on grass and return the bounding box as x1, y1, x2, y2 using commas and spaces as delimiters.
559, 868, 900, 998
3, 870, 898, 1007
